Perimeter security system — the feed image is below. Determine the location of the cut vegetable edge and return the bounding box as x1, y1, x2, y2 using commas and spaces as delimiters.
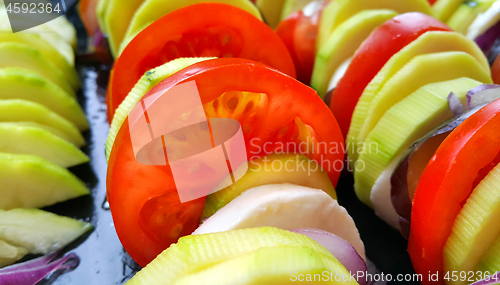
195, 184, 366, 261
0, 153, 89, 210
105, 57, 214, 160
119, 0, 263, 55
347, 51, 492, 165
354, 78, 481, 206
311, 9, 397, 97
316, 0, 432, 50
357, 31, 490, 148
125, 226, 345, 285
202, 153, 336, 220
173, 246, 354, 285
443, 161, 500, 281
0, 42, 76, 94
0, 99, 85, 147
0, 67, 88, 131
0, 208, 93, 255
0, 123, 89, 168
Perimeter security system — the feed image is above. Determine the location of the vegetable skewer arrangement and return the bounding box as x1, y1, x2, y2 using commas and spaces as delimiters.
75, 0, 500, 284
0, 3, 94, 283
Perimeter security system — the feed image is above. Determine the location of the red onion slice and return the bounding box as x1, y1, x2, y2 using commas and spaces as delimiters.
471, 271, 500, 285
0, 252, 79, 285
447, 92, 465, 117
466, 84, 500, 109
290, 228, 368, 285
475, 19, 500, 53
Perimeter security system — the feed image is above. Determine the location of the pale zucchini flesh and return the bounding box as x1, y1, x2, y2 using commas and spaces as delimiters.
348, 51, 492, 165
0, 123, 89, 167
311, 9, 397, 97
354, 78, 481, 206
444, 162, 500, 284
316, 0, 431, 50
0, 153, 89, 210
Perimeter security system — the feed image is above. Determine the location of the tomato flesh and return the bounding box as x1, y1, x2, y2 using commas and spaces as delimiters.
107, 3, 295, 123
107, 58, 343, 266
408, 99, 500, 284
330, 12, 451, 137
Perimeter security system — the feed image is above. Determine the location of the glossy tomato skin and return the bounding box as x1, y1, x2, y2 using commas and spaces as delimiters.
276, 4, 326, 85
408, 99, 500, 284
107, 3, 295, 123
330, 13, 451, 138
107, 58, 344, 267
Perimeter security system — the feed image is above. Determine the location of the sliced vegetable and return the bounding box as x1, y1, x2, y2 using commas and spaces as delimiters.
356, 78, 481, 207
0, 43, 76, 94
0, 209, 92, 255
257, 0, 286, 29
0, 123, 88, 168
202, 153, 336, 220
0, 68, 88, 131
0, 33, 79, 86
0, 153, 89, 210
106, 57, 213, 159
290, 228, 368, 285
357, 30, 489, 140
120, 0, 263, 53
0, 100, 84, 147
103, 0, 144, 56
330, 12, 451, 137
409, 98, 500, 284
391, 103, 487, 238
107, 3, 295, 122
125, 227, 354, 285
311, 9, 397, 97
446, 0, 497, 35
107, 58, 343, 266
444, 160, 500, 284
475, 20, 500, 53
348, 51, 492, 165
316, 0, 432, 50
467, 84, 500, 108
195, 184, 366, 260
276, 1, 327, 84
0, 241, 27, 267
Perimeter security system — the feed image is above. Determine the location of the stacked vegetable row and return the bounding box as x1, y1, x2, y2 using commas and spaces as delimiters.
0, 7, 92, 271
301, 2, 500, 284
84, 0, 376, 283
274, 0, 500, 86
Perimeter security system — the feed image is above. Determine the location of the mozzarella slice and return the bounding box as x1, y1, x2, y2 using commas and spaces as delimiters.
467, 0, 500, 40
194, 183, 366, 260
370, 155, 402, 230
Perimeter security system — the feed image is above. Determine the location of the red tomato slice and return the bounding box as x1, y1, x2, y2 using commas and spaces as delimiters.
107, 3, 296, 124
107, 58, 344, 266
276, 2, 327, 85
408, 99, 500, 284
330, 13, 451, 138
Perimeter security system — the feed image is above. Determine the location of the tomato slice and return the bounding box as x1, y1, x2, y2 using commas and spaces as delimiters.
107, 3, 296, 124
330, 13, 451, 138
408, 99, 500, 284
107, 58, 343, 266
276, 3, 327, 85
